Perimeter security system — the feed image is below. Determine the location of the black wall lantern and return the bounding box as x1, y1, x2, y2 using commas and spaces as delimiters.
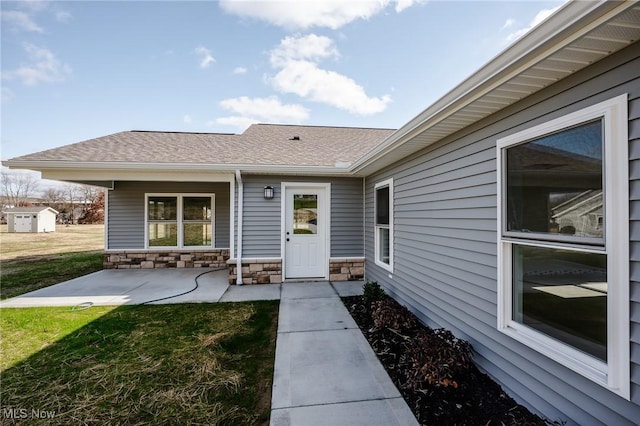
264, 186, 274, 200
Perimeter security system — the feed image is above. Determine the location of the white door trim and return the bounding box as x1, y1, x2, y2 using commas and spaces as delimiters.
281, 182, 331, 280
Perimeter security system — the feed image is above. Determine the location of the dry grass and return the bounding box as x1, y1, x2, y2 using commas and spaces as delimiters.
0, 224, 105, 299
1, 302, 279, 425
0, 224, 104, 263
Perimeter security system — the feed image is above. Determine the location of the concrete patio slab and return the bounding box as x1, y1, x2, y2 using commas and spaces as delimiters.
271, 397, 418, 426
281, 281, 335, 299
219, 283, 282, 302
278, 297, 358, 333
0, 268, 229, 308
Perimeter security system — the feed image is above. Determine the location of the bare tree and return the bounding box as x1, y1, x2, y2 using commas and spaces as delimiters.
1, 171, 39, 208
41, 187, 66, 212
63, 183, 82, 224
79, 190, 105, 224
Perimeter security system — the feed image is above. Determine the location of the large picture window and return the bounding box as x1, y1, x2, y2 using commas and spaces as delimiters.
375, 179, 393, 272
497, 95, 629, 398
146, 194, 214, 249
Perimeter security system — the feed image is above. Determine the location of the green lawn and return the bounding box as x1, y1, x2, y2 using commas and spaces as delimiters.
1, 252, 104, 300
1, 302, 278, 425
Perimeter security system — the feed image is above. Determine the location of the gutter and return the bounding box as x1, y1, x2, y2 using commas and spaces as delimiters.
235, 170, 244, 285
2, 160, 355, 176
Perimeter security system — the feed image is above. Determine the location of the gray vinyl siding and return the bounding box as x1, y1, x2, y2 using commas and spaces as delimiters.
365, 42, 640, 424
239, 175, 363, 258
241, 176, 281, 258
107, 181, 230, 249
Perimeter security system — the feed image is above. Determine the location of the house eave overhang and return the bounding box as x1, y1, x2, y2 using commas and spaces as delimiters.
349, 0, 639, 176
2, 159, 355, 182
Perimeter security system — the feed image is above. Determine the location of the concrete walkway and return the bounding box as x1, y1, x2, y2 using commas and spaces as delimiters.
270, 282, 418, 426
1, 271, 418, 425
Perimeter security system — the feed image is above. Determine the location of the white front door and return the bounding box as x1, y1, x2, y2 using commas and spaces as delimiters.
284, 186, 327, 279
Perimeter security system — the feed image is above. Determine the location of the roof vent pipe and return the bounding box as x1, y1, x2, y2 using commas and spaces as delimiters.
235, 169, 244, 285
289, 136, 300, 140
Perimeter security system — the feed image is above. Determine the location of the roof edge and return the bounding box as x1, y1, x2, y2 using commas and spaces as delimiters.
2, 159, 355, 176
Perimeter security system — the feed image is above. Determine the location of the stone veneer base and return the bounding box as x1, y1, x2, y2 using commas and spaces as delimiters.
329, 258, 365, 281
228, 258, 282, 285
228, 257, 365, 285
104, 249, 230, 269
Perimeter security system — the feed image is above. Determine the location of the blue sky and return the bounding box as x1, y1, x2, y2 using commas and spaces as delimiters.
2, 0, 564, 170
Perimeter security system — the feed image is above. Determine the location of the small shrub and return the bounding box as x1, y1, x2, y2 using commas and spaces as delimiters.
405, 328, 474, 390
372, 299, 417, 330
363, 281, 386, 302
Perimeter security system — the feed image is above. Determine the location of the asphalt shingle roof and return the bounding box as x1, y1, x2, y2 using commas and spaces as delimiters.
10, 124, 396, 168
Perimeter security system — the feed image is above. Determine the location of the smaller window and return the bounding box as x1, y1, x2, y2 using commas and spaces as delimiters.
374, 179, 393, 272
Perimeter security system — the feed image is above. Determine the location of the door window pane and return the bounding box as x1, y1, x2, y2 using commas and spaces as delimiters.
148, 223, 178, 247
512, 244, 607, 360
506, 120, 603, 239
293, 194, 317, 234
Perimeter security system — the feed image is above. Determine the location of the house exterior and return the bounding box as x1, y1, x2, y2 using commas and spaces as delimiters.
5, 207, 58, 233
4, 1, 639, 423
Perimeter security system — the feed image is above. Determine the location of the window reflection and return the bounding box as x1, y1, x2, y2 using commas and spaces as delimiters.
506, 120, 603, 240
293, 194, 317, 235
513, 245, 607, 360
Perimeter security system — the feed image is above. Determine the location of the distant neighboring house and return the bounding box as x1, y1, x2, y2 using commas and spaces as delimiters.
3, 2, 639, 424
5, 207, 58, 233
551, 190, 604, 237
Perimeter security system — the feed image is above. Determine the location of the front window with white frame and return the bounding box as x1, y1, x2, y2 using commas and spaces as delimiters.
375, 179, 393, 272
497, 94, 629, 398
146, 194, 214, 248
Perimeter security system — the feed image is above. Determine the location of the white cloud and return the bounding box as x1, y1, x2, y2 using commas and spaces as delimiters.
233, 66, 248, 75
1, 10, 43, 32
183, 114, 193, 124
55, 10, 72, 23
216, 96, 309, 129
271, 60, 391, 115
505, 7, 560, 43
1, 43, 72, 86
194, 46, 215, 68
220, 0, 425, 30
502, 18, 515, 30
267, 34, 390, 115
270, 34, 339, 67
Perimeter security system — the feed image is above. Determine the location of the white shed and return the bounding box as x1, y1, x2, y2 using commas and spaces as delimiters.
6, 207, 58, 233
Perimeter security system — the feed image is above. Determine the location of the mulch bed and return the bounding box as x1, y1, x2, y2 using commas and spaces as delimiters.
343, 291, 550, 426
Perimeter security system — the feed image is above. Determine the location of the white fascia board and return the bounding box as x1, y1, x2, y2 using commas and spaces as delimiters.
3, 160, 355, 180
349, 0, 627, 175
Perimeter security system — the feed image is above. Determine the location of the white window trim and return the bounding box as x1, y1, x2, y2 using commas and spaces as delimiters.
374, 178, 394, 272
144, 193, 216, 250
496, 94, 629, 399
